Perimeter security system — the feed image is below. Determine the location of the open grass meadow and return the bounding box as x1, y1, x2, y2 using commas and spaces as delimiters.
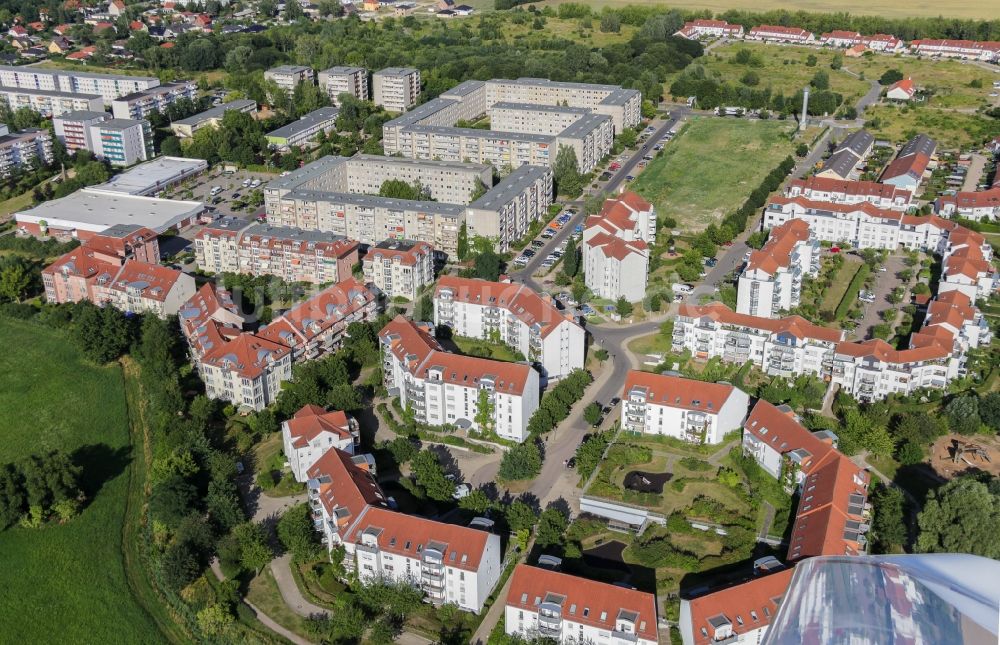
527, 0, 993, 20
631, 117, 795, 232
0, 319, 162, 643
674, 42, 871, 106
865, 104, 1000, 148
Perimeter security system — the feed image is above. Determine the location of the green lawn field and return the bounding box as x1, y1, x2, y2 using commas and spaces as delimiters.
0, 319, 163, 643
529, 0, 992, 20
632, 117, 795, 232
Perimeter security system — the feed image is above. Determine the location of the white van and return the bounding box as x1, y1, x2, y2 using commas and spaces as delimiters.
210, 186, 223, 196
671, 283, 693, 295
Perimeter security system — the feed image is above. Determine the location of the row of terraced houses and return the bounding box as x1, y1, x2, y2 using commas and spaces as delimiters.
675, 20, 1000, 61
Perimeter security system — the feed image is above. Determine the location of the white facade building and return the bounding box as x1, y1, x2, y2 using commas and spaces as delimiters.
362, 239, 435, 301
380, 316, 540, 442
264, 65, 315, 96
505, 564, 659, 645
282, 404, 360, 482
89, 118, 153, 166
737, 219, 818, 318
433, 276, 585, 380
621, 370, 750, 444
0, 65, 159, 102
582, 191, 656, 302
783, 176, 913, 211
318, 66, 369, 104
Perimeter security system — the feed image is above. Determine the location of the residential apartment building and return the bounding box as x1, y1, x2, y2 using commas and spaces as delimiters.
170, 99, 257, 138
198, 332, 293, 410
380, 316, 540, 442
783, 176, 913, 211
110, 80, 198, 120
910, 39, 1000, 61
505, 565, 659, 645
582, 192, 656, 302
816, 129, 874, 181
283, 404, 360, 482
0, 65, 160, 102
195, 219, 360, 285
264, 65, 315, 96
675, 19, 744, 40
381, 78, 641, 173
737, 219, 818, 318
819, 30, 903, 52
621, 370, 750, 443
256, 278, 379, 363
935, 187, 1000, 222
681, 400, 870, 645
89, 118, 153, 166
881, 134, 937, 190
53, 110, 110, 154
264, 155, 552, 255
372, 67, 421, 112
265, 106, 340, 150
433, 275, 586, 380
318, 66, 368, 104
362, 239, 435, 301
95, 260, 196, 317
0, 128, 52, 176
672, 302, 845, 379
0, 86, 104, 117
747, 25, 816, 43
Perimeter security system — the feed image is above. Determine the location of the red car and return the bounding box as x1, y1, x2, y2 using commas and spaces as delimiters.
609, 163, 621, 171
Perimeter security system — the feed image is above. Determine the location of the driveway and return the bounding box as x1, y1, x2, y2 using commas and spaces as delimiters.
852, 254, 906, 340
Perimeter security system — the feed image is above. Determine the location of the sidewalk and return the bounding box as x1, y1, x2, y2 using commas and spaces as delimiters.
270, 554, 330, 618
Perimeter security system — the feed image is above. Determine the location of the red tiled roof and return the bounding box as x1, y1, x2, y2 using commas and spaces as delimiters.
379, 315, 441, 372
42, 248, 117, 282
584, 231, 648, 261
435, 275, 576, 339
257, 278, 374, 346
83, 226, 157, 259
882, 152, 930, 182
822, 30, 860, 40
912, 39, 1000, 53
419, 350, 533, 396
785, 176, 912, 202
787, 453, 869, 560
286, 405, 354, 449
506, 565, 659, 641
686, 569, 794, 645
769, 195, 904, 222
887, 78, 915, 97
745, 219, 810, 275
351, 506, 490, 571
750, 24, 812, 37
587, 192, 651, 238
366, 240, 432, 266
678, 302, 844, 343
199, 332, 290, 379
939, 187, 1000, 210
307, 448, 387, 533
744, 400, 836, 474
834, 337, 950, 363
623, 370, 736, 413
106, 260, 184, 302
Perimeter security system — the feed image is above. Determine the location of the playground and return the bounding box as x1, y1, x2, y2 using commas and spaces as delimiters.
929, 434, 1000, 479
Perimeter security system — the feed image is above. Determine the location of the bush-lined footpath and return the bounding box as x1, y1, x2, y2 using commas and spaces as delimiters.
835, 263, 871, 321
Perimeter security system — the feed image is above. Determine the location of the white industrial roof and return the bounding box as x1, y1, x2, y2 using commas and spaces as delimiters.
15, 188, 204, 234
94, 156, 208, 195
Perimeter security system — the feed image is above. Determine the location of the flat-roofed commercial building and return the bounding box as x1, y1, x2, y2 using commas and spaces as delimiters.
111, 81, 198, 120
264, 155, 550, 254
318, 66, 368, 104
264, 65, 315, 96
266, 106, 340, 150
170, 99, 257, 138
94, 156, 208, 196
0, 65, 159, 102
0, 85, 104, 117
15, 188, 204, 239
373, 67, 421, 112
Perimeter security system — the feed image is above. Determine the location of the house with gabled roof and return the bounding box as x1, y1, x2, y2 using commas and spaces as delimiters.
283, 404, 360, 481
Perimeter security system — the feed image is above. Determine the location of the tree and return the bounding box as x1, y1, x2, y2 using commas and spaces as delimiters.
870, 485, 906, 553
474, 387, 495, 434
71, 303, 135, 364
285, 0, 304, 20
379, 179, 432, 201
616, 297, 633, 318
473, 249, 503, 281
879, 69, 904, 86
498, 442, 542, 481
896, 440, 924, 466
0, 259, 31, 303
916, 477, 1000, 558
410, 451, 454, 502
385, 437, 417, 465
810, 71, 830, 90
161, 542, 201, 591
553, 145, 582, 197
978, 392, 1000, 432
599, 13, 620, 33
234, 521, 273, 575
535, 508, 568, 549
795, 143, 809, 157
945, 395, 981, 435
277, 503, 323, 562
562, 237, 579, 278
457, 223, 469, 260
805, 54, 818, 67
584, 402, 602, 426
458, 489, 491, 514
504, 501, 537, 535
197, 604, 234, 636
648, 293, 661, 312
150, 476, 199, 529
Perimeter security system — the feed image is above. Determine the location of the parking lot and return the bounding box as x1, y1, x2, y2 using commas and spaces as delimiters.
511, 208, 580, 273
854, 254, 907, 339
